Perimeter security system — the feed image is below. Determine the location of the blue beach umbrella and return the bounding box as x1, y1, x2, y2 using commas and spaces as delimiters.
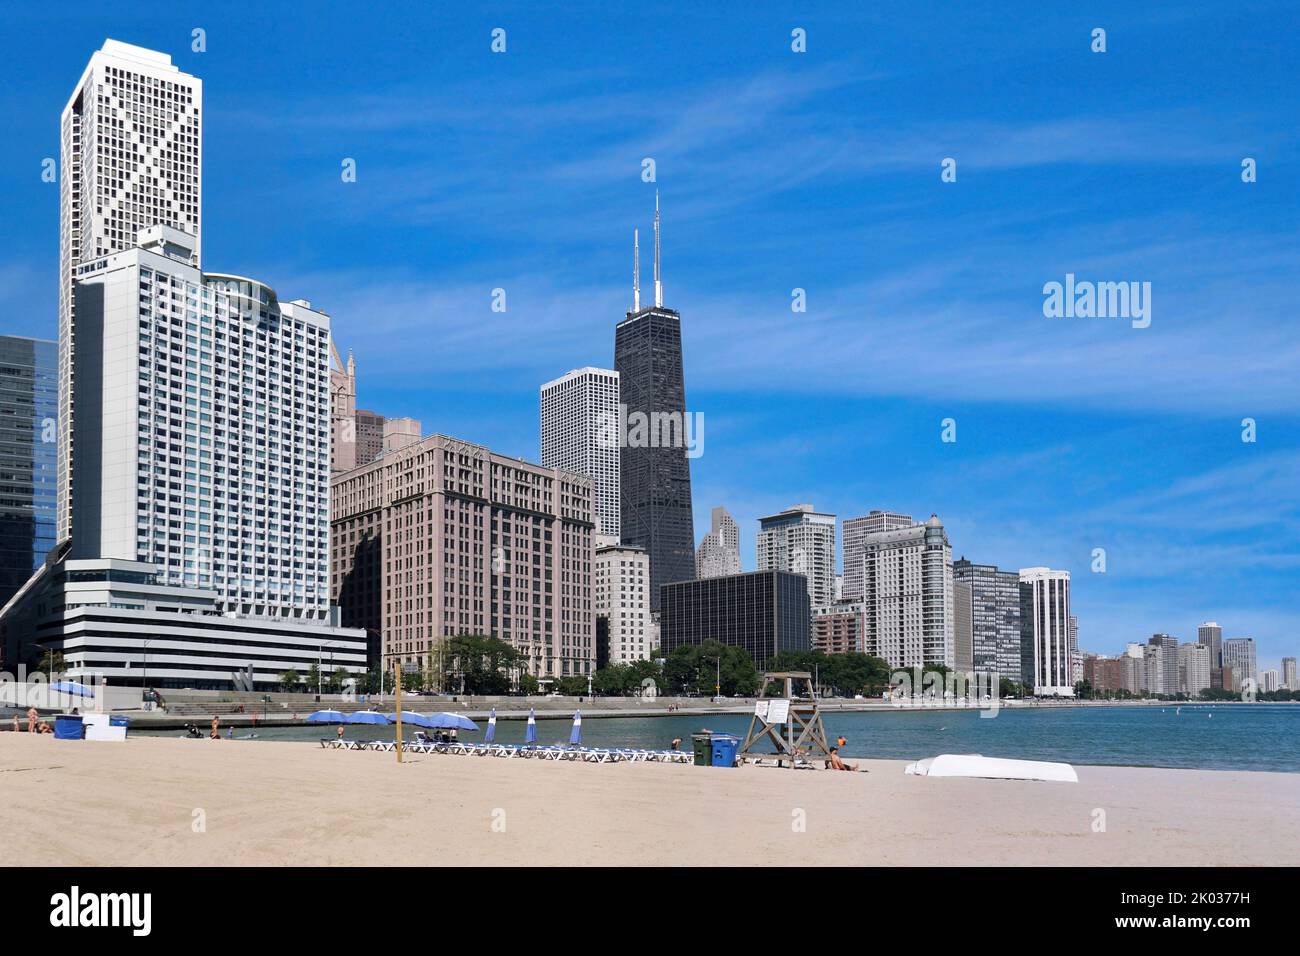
306, 709, 347, 723
484, 708, 497, 744
569, 709, 582, 746
525, 708, 537, 745
347, 710, 390, 724
388, 710, 434, 728
426, 712, 478, 731
52, 680, 94, 698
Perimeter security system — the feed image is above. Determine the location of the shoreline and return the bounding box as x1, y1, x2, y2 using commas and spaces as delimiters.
34, 695, 1286, 731
3, 734, 1297, 866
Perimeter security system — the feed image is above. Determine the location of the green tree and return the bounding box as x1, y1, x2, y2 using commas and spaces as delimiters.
278, 669, 300, 692
306, 663, 321, 694
518, 674, 540, 696
442, 634, 526, 694
554, 675, 589, 696
626, 658, 663, 695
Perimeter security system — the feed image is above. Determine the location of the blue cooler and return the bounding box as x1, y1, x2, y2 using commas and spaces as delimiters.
710, 733, 740, 767
53, 714, 84, 740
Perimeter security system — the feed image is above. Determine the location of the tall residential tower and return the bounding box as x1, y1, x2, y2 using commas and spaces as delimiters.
59, 40, 202, 544
756, 503, 836, 607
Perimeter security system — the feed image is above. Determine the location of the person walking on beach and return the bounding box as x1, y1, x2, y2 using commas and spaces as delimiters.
210, 715, 220, 739
11, 715, 18, 733
26, 706, 37, 733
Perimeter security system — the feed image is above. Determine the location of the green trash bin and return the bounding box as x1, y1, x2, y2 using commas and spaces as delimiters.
690, 733, 712, 766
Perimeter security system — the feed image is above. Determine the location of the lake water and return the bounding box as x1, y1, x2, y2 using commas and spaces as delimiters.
147, 702, 1300, 773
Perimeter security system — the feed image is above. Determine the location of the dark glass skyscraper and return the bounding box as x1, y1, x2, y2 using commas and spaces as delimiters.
0, 336, 58, 610
660, 570, 810, 667
615, 197, 695, 611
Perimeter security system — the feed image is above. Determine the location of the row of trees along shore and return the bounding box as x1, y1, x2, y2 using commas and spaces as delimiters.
277, 634, 1300, 702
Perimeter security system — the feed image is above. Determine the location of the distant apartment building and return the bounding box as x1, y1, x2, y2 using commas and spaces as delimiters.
355, 408, 385, 464
952, 557, 1022, 679
1178, 642, 1211, 697
1260, 669, 1281, 693
1197, 621, 1223, 668
857, 515, 954, 669
0, 337, 57, 614
756, 504, 836, 607
1222, 638, 1258, 689
1121, 643, 1146, 694
1068, 615, 1081, 685
696, 506, 741, 579
1146, 634, 1182, 696
1283, 657, 1297, 691
811, 602, 865, 655
595, 543, 650, 664
1082, 653, 1122, 693
953, 581, 974, 672
331, 434, 596, 680
1019, 567, 1072, 695
540, 367, 621, 540
660, 570, 809, 667
841, 509, 913, 602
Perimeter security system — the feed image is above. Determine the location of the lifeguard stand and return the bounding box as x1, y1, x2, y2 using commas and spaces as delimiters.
737, 671, 831, 765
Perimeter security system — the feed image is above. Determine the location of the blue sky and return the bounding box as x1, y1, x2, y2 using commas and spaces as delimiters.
1, 1, 1296, 665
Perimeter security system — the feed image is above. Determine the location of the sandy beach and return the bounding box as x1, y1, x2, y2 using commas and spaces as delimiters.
3, 733, 1297, 866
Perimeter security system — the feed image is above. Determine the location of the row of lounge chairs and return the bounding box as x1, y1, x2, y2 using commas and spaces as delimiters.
320, 737, 692, 764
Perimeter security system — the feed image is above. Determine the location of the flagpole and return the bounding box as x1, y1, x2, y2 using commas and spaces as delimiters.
395, 660, 403, 764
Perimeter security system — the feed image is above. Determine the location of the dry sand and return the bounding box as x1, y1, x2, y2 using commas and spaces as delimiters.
3, 733, 1297, 866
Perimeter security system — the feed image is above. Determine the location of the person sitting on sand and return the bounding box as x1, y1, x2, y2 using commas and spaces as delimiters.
827, 747, 857, 772
38, 721, 53, 734
836, 734, 847, 748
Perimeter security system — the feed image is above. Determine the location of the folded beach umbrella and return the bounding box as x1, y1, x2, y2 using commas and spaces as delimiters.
525, 707, 537, 745
346, 710, 390, 724
484, 707, 497, 744
569, 709, 582, 746
51, 680, 95, 698
425, 711, 478, 731
306, 709, 347, 723
387, 710, 434, 728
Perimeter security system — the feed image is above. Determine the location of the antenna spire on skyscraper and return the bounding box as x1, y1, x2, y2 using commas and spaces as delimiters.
653, 189, 663, 308
633, 228, 640, 312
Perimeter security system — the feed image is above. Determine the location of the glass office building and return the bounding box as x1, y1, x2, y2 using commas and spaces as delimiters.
660, 570, 810, 667
0, 336, 57, 610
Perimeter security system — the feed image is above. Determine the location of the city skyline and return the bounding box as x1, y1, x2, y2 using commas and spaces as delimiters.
0, 4, 1296, 668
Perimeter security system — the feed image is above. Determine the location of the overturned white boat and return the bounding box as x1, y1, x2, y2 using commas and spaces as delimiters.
904, 753, 1078, 783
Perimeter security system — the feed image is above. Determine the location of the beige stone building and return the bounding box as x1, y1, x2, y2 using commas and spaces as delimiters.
331, 434, 596, 682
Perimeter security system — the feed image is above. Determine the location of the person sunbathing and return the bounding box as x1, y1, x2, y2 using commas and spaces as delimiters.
827, 747, 857, 771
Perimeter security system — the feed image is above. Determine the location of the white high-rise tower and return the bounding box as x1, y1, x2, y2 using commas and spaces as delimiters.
58, 40, 203, 543
1019, 567, 1073, 696
540, 367, 622, 540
